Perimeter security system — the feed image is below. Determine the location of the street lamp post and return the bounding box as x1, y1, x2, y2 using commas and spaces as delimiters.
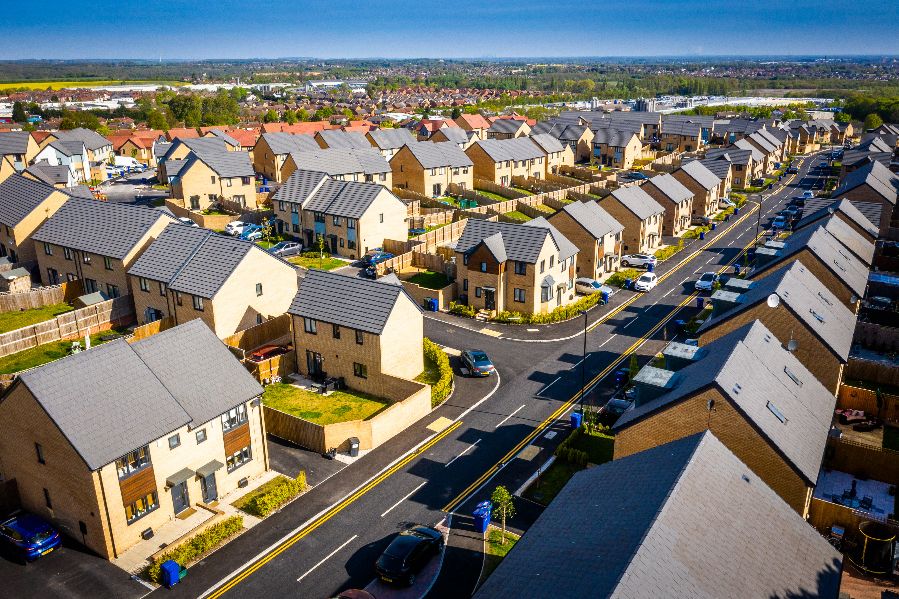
579, 310, 588, 417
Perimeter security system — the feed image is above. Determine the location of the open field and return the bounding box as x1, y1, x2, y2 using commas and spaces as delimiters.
0, 80, 184, 90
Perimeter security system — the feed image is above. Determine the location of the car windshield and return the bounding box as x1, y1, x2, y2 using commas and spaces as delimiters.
700, 273, 715, 282
590, 281, 602, 288
606, 399, 631, 412
638, 275, 653, 283
470, 351, 489, 362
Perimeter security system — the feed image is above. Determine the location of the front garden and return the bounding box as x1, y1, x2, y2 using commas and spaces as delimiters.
288, 252, 347, 271
262, 383, 389, 425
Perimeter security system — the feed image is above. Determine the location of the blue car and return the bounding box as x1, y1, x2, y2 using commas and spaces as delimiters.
0, 512, 62, 561
239, 224, 263, 241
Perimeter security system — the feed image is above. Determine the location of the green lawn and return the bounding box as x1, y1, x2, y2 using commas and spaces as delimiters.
201, 208, 230, 216
481, 528, 520, 582
262, 383, 389, 425
0, 329, 128, 374
532, 204, 555, 214
510, 187, 533, 196
408, 270, 450, 290
255, 235, 288, 250
572, 431, 614, 464
287, 255, 347, 271
522, 460, 582, 506
0, 303, 75, 334
503, 210, 532, 223
474, 189, 510, 202
437, 196, 462, 207
415, 355, 441, 387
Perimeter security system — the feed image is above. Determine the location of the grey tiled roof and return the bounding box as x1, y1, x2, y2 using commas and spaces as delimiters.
705, 147, 754, 166
288, 269, 417, 334
691, 157, 732, 180
317, 129, 370, 150
531, 120, 588, 142
732, 138, 766, 163
273, 169, 329, 204
591, 127, 639, 148
0, 174, 62, 228
833, 160, 898, 205
474, 430, 842, 599
18, 319, 261, 470
402, 141, 472, 169
49, 139, 85, 157
367, 128, 416, 150
161, 137, 227, 162
432, 127, 470, 145
747, 131, 777, 154
608, 184, 665, 220
186, 148, 254, 178
0, 131, 32, 155
661, 120, 702, 137
470, 137, 544, 162
645, 173, 693, 204
24, 162, 70, 185
529, 133, 565, 154
153, 141, 172, 158
55, 127, 111, 151
814, 215, 875, 266
456, 218, 577, 263
207, 129, 240, 148
487, 119, 527, 135
64, 185, 95, 200
301, 178, 390, 219
616, 320, 837, 484
258, 132, 319, 155
288, 147, 390, 176
701, 260, 856, 361
32, 197, 174, 259
795, 198, 879, 239
525, 217, 579, 260
554, 200, 624, 239
677, 160, 721, 190
479, 232, 507, 262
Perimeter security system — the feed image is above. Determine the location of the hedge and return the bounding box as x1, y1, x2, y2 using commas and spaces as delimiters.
492, 291, 605, 325
423, 337, 453, 407
146, 515, 244, 583
654, 239, 684, 261
236, 472, 307, 518
606, 268, 642, 288
449, 301, 476, 318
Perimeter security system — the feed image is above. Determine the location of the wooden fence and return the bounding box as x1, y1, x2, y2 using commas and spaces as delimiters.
824, 436, 899, 487
0, 280, 82, 313
838, 384, 899, 422
845, 356, 899, 389
558, 165, 603, 183
247, 351, 296, 384
264, 405, 326, 451
854, 321, 899, 353
807, 497, 892, 535
222, 314, 292, 355
0, 295, 135, 359
473, 178, 529, 200
127, 317, 176, 343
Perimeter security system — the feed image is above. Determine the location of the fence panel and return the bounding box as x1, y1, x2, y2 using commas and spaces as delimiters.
854, 321, 899, 353
128, 317, 176, 343
221, 314, 292, 352
0, 280, 84, 313
845, 357, 899, 389
263, 406, 326, 452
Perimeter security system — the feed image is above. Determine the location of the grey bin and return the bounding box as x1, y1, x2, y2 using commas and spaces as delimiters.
349, 437, 360, 457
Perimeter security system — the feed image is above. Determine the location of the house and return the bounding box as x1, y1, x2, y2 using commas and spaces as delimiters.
152, 141, 172, 168
749, 224, 869, 311
0, 155, 14, 184
531, 120, 594, 163
0, 319, 268, 559
793, 214, 875, 268
641, 173, 694, 236
429, 127, 474, 150
741, 131, 781, 171
390, 142, 473, 197
166, 127, 200, 141
128, 224, 299, 338
590, 127, 643, 170
529, 133, 574, 174
280, 147, 391, 188
831, 160, 898, 236
699, 261, 855, 395
23, 161, 78, 188
0, 130, 40, 170
704, 148, 761, 190
658, 119, 703, 153
0, 174, 69, 263
465, 138, 546, 185
170, 149, 257, 211
475, 431, 842, 599
33, 140, 90, 183
156, 137, 231, 181
314, 129, 370, 150
288, 270, 422, 398
671, 160, 721, 219
415, 118, 458, 140
252, 132, 319, 183
454, 113, 491, 140
688, 156, 733, 199
486, 119, 531, 140
795, 198, 879, 243
453, 218, 578, 315
272, 170, 406, 259
616, 320, 838, 515
200, 129, 242, 151
600, 185, 664, 254
547, 200, 623, 280
366, 128, 417, 159
54, 128, 113, 182
33, 198, 175, 295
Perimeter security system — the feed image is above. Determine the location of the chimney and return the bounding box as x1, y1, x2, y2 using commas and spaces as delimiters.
662, 341, 707, 372
710, 289, 743, 317
632, 366, 682, 407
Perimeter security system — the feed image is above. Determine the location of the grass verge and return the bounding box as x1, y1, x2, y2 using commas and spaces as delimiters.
502, 210, 532, 223
0, 302, 75, 334
262, 383, 389, 425
481, 527, 520, 582
288, 253, 346, 271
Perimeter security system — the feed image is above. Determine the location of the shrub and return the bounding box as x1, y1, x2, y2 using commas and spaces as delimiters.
423, 337, 453, 407
654, 239, 684, 261
238, 473, 308, 518
606, 268, 642, 288
490, 292, 605, 325
449, 301, 476, 318
713, 206, 735, 222
146, 516, 244, 583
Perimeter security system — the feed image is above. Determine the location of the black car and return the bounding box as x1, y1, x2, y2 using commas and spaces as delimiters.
375, 525, 444, 586
461, 349, 495, 377
599, 397, 634, 426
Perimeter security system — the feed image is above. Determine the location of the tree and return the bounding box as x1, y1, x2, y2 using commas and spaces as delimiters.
864, 113, 883, 131
11, 101, 26, 123
284, 110, 297, 124
262, 109, 279, 123
450, 107, 462, 120
490, 486, 515, 544
147, 110, 169, 131
834, 111, 851, 124
296, 108, 309, 122
59, 110, 101, 131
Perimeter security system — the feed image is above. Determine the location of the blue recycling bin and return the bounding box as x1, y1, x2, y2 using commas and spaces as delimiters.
734, 264, 741, 275
160, 560, 186, 588
697, 297, 705, 309
472, 501, 492, 534
624, 278, 632, 289
600, 290, 610, 304
724, 214, 730, 222
570, 411, 583, 429
424, 298, 438, 312
710, 222, 716, 231
646, 262, 654, 273
734, 207, 740, 215
699, 231, 705, 240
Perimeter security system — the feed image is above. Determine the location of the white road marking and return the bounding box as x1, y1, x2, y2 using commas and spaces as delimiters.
570, 356, 585, 368
297, 535, 358, 581
621, 317, 636, 330
445, 439, 481, 468
680, 276, 690, 285
495, 404, 526, 429
538, 376, 561, 394
598, 333, 617, 347
526, 328, 539, 332
380, 481, 428, 517
661, 287, 676, 298
456, 370, 502, 421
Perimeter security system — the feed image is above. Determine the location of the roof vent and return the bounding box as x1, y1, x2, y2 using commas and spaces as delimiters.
741, 474, 751, 483
732, 383, 742, 395
817, 292, 833, 306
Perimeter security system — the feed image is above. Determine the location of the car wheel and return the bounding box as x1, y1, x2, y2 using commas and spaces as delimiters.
621, 260, 630, 267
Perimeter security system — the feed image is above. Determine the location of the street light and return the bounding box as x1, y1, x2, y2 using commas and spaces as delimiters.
578, 310, 589, 420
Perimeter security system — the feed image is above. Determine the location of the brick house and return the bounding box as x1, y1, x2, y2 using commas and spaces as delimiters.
453, 218, 578, 315
698, 261, 855, 395
272, 170, 406, 259
0, 131, 40, 170
280, 147, 392, 188
0, 174, 69, 264
170, 149, 258, 211
704, 148, 761, 190
795, 198, 880, 244
671, 160, 721, 219
465, 138, 547, 185
831, 160, 898, 237
547, 200, 623, 280
486, 119, 531, 140
157, 137, 233, 181
530, 121, 595, 163
0, 319, 268, 559
614, 320, 838, 516
529, 133, 574, 175
658, 120, 703, 153
641, 173, 694, 236
288, 270, 423, 398
591, 128, 643, 170
128, 223, 299, 338
600, 185, 664, 254
454, 113, 492, 140
252, 132, 319, 182
315, 129, 370, 150
366, 128, 417, 159
390, 141, 473, 197
33, 198, 175, 296
689, 157, 733, 199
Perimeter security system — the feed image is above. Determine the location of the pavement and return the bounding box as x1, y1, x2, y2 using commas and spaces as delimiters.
129, 152, 828, 599
99, 169, 168, 207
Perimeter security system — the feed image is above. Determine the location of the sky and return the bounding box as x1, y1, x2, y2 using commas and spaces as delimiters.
4, 0, 899, 59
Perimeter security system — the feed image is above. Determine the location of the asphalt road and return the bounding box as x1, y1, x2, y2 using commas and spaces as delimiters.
153, 152, 828, 599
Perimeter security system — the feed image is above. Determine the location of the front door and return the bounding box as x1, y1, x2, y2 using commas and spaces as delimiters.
484, 288, 495, 311
189, 195, 200, 210
200, 474, 218, 503
171, 481, 189, 514
306, 350, 323, 379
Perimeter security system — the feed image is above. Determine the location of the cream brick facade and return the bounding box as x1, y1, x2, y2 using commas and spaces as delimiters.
390, 145, 474, 196
672, 169, 720, 219
641, 181, 694, 237
171, 159, 258, 211
465, 144, 545, 185
547, 207, 622, 280
599, 197, 663, 255
0, 188, 68, 264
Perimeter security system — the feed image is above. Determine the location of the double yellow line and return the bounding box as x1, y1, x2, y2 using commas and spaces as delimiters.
206, 420, 463, 599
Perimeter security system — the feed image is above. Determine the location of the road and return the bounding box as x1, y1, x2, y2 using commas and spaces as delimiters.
156, 153, 828, 599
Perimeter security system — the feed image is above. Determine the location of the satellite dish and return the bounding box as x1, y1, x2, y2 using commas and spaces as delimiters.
767, 293, 781, 308
850, 295, 858, 304
787, 339, 799, 352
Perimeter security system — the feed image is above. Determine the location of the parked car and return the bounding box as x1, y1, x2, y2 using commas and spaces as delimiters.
783, 206, 802, 221
789, 197, 806, 208
786, 166, 799, 174
248, 345, 288, 362
819, 161, 829, 169
633, 272, 658, 292
375, 525, 444, 586
621, 254, 657, 269
624, 171, 649, 181
177, 217, 199, 228
268, 241, 303, 257
408, 228, 427, 236
718, 198, 735, 210
599, 397, 634, 426
575, 277, 615, 297
0, 512, 62, 561
852, 418, 883, 432
362, 250, 395, 266
225, 220, 249, 236
801, 190, 815, 199
771, 215, 789, 230
240, 224, 263, 241
691, 215, 712, 227
461, 349, 495, 377
694, 272, 719, 292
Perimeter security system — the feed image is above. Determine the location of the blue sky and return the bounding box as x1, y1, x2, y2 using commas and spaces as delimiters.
5, 1, 899, 59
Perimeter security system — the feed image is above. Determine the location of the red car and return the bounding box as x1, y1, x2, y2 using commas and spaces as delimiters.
248, 345, 287, 362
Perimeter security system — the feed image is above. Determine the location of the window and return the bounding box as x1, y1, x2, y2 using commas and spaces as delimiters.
210, 176, 216, 184
43, 243, 52, 256
332, 215, 341, 226
304, 317, 317, 334
278, 201, 286, 212
355, 330, 364, 345
540, 260, 545, 274
541, 286, 551, 302
255, 283, 263, 296
462, 254, 469, 266
225, 178, 232, 187
104, 256, 113, 270
115, 445, 151, 479
514, 261, 526, 275
226, 446, 252, 472
43, 488, 52, 510
176, 292, 183, 306
168, 434, 181, 449
159, 282, 166, 296
379, 173, 387, 182
63, 247, 73, 261
222, 404, 248, 431
353, 362, 368, 378
339, 238, 344, 248
106, 284, 120, 298
549, 255, 554, 268
475, 287, 482, 298
125, 492, 158, 524
767, 400, 788, 424
192, 295, 204, 311
256, 313, 263, 324
348, 219, 356, 230
83, 253, 91, 264
196, 429, 207, 444
139, 277, 149, 292
480, 261, 487, 272
514, 288, 526, 303
462, 279, 468, 291
379, 213, 384, 224
332, 324, 341, 339
35, 442, 45, 464
242, 176, 251, 185
314, 212, 325, 223
84, 278, 97, 294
